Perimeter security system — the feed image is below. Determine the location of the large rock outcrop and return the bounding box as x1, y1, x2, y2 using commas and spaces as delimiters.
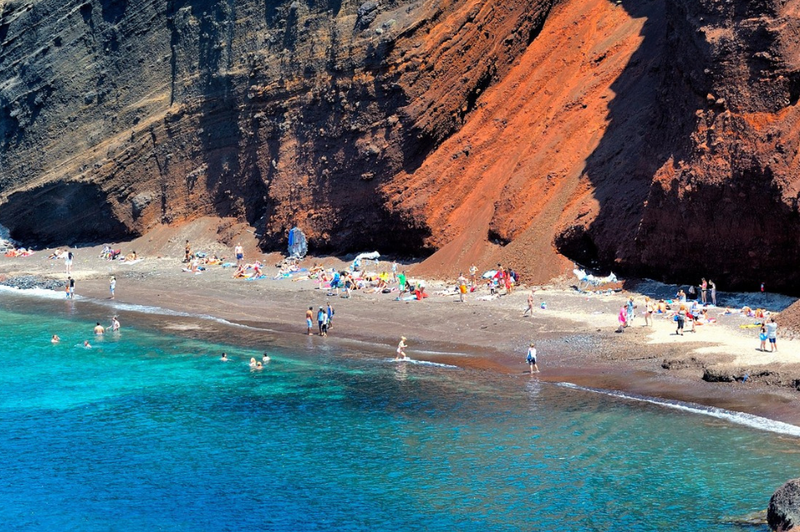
0, 0, 555, 253
1, 0, 800, 293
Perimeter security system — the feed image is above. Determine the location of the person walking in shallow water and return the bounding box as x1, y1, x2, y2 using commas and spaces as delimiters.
396, 337, 408, 360
526, 342, 539, 373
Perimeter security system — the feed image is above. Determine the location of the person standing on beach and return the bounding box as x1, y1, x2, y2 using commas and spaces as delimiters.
326, 301, 335, 330
396, 337, 408, 360
767, 318, 778, 352
526, 342, 539, 373
617, 306, 627, 332
710, 280, 717, 306
65, 250, 73, 274
391, 262, 398, 283
109, 276, 116, 300
457, 273, 468, 303
759, 324, 768, 352
626, 297, 635, 326
306, 307, 314, 335
235, 243, 244, 267
469, 264, 478, 288
184, 240, 192, 263
68, 277, 75, 299
676, 305, 686, 336
644, 297, 654, 326
523, 290, 535, 317
701, 278, 708, 304
317, 307, 326, 336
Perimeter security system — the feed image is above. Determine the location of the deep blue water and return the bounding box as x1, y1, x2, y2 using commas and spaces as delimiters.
1, 290, 799, 531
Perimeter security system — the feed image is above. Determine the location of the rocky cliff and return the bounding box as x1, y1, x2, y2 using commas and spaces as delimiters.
1, 0, 799, 293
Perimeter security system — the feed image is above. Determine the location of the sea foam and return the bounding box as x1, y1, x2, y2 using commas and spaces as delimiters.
557, 382, 800, 437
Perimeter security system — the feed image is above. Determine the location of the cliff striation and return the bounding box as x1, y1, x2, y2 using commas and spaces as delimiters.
1, 0, 800, 292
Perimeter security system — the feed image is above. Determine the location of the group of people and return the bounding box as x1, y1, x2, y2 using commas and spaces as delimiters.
217, 352, 271, 370
50, 316, 120, 348
306, 302, 335, 336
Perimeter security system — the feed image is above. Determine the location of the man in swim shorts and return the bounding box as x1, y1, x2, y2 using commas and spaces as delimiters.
235, 243, 244, 267
306, 307, 314, 335
94, 322, 105, 335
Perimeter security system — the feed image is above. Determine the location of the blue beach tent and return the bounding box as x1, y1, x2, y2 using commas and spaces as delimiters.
287, 227, 308, 259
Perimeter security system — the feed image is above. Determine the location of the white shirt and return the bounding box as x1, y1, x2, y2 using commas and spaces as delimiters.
766, 322, 778, 339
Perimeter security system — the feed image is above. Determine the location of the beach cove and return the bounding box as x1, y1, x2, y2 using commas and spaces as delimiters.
1, 220, 800, 427
3, 225, 800, 529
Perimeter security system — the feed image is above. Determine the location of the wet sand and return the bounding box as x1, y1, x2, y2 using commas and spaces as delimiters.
2, 227, 800, 427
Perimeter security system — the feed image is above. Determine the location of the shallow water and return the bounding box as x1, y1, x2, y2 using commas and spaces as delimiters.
0, 292, 798, 531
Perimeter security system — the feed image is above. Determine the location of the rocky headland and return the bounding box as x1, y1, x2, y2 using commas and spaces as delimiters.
1, 0, 800, 294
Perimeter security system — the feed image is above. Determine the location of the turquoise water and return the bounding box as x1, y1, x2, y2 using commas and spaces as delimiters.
1, 292, 799, 531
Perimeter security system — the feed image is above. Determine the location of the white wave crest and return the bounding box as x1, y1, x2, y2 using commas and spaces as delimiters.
557, 382, 800, 437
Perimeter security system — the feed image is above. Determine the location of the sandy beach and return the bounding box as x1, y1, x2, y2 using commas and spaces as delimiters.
2, 218, 800, 426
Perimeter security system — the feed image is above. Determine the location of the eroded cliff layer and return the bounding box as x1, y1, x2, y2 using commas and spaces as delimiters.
0, 0, 555, 252
1, 0, 800, 292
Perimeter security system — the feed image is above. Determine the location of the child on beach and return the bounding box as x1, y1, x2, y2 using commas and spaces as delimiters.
617, 306, 627, 332
526, 342, 539, 373
759, 324, 768, 352
396, 337, 408, 360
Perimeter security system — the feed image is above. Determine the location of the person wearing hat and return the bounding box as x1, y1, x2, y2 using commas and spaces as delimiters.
526, 342, 539, 373
317, 306, 326, 336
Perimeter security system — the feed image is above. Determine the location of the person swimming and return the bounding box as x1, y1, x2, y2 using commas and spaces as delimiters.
221, 352, 228, 361
83, 340, 92, 348
51, 334, 60, 343
249, 357, 257, 368
262, 353, 270, 363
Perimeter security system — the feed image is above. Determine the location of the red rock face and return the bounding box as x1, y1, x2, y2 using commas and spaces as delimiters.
0, 0, 799, 292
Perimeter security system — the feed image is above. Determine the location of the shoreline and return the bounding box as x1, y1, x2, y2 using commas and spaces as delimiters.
2, 228, 800, 428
